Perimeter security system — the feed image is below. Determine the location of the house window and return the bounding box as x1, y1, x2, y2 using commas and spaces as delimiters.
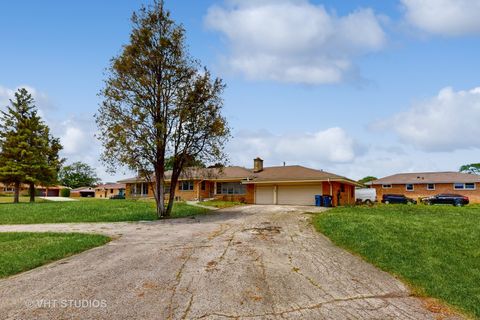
466, 183, 476, 190
427, 184, 435, 190
453, 183, 475, 190
201, 181, 206, 191
179, 181, 194, 191
131, 183, 149, 196
110, 189, 114, 194
454, 183, 464, 190
406, 184, 414, 191
216, 182, 246, 195
382, 184, 392, 189
340, 184, 345, 192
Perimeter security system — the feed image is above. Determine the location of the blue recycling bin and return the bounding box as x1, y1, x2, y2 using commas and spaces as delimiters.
315, 195, 323, 207
323, 195, 333, 207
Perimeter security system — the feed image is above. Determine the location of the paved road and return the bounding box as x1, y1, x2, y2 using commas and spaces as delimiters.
0, 205, 460, 319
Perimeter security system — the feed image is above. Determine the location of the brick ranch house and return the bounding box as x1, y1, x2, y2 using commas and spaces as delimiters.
0, 182, 65, 197
95, 183, 126, 199
119, 158, 360, 206
369, 172, 480, 203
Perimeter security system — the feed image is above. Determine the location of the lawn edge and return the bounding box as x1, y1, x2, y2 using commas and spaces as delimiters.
0, 232, 112, 280
309, 213, 473, 320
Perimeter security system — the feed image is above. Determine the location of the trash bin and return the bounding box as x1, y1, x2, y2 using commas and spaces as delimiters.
323, 195, 333, 207
315, 195, 323, 207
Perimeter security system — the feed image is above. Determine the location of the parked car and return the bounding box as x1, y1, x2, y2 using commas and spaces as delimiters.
110, 194, 125, 200
355, 188, 376, 205
422, 194, 469, 207
382, 194, 417, 204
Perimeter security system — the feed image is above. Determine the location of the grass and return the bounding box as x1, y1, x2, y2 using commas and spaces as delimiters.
199, 200, 244, 208
313, 204, 480, 319
0, 196, 47, 203
0, 232, 110, 278
0, 199, 210, 224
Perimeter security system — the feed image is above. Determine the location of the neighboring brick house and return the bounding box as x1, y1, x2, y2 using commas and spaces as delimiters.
71, 187, 95, 198
0, 182, 65, 197
95, 183, 126, 199
119, 158, 360, 206
369, 172, 480, 203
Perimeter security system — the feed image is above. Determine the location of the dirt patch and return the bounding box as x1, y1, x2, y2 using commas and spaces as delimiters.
243, 226, 281, 236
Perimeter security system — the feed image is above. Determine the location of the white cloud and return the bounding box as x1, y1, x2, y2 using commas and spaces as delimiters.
227, 127, 360, 169
0, 85, 54, 118
205, 1, 386, 84
376, 86, 480, 152
401, 0, 480, 36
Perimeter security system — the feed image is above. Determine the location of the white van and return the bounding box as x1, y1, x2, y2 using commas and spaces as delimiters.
355, 188, 376, 204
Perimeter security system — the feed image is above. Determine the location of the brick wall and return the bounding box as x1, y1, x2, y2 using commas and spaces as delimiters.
373, 183, 480, 203
212, 184, 255, 204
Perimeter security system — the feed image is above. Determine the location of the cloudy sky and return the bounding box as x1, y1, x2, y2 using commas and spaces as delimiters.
1, 0, 480, 182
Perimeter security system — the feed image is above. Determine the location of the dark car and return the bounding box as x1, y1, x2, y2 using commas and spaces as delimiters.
422, 194, 469, 207
382, 194, 417, 204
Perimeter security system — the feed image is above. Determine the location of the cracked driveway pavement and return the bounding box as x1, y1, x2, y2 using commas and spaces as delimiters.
0, 205, 460, 319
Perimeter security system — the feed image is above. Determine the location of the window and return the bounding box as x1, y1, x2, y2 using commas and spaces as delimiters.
201, 181, 206, 191
340, 184, 345, 192
110, 189, 114, 194
453, 183, 475, 190
454, 183, 464, 190
382, 184, 392, 189
466, 183, 476, 190
131, 183, 149, 196
179, 181, 194, 191
216, 182, 246, 195
406, 184, 414, 191
427, 184, 435, 190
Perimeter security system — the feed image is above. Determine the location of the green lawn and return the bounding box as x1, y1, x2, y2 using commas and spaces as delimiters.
0, 199, 210, 224
199, 200, 244, 208
0, 196, 47, 203
313, 205, 480, 319
0, 232, 110, 278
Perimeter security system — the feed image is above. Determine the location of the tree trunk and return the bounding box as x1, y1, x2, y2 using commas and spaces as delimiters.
29, 183, 35, 203
166, 184, 175, 217
155, 169, 166, 218
13, 181, 20, 204
165, 173, 181, 217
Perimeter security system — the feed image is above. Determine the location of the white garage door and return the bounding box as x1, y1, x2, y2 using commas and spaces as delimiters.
255, 186, 274, 204
277, 185, 322, 205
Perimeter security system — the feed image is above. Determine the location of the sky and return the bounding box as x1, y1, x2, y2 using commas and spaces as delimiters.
1, 0, 480, 182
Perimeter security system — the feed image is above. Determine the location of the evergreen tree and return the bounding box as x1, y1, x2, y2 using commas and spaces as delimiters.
0, 88, 63, 203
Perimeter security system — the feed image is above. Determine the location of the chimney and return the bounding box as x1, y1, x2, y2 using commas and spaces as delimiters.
253, 157, 264, 173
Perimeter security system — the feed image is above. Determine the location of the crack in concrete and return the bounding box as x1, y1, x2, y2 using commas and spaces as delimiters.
198, 292, 410, 319
167, 247, 196, 320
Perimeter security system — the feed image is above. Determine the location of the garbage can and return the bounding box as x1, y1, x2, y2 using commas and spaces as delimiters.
315, 195, 323, 207
323, 195, 333, 207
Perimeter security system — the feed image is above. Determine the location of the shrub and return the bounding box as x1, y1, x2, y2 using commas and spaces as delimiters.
60, 189, 71, 197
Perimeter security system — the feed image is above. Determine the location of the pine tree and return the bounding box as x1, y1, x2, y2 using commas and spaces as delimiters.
0, 88, 63, 203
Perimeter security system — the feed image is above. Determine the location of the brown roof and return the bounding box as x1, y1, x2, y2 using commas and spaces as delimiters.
370, 172, 480, 185
95, 183, 126, 190
71, 187, 95, 192
246, 165, 357, 184
118, 165, 359, 185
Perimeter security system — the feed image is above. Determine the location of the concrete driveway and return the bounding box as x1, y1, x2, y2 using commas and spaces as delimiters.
0, 205, 460, 319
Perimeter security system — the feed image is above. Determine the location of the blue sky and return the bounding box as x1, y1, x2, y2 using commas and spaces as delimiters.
1, 0, 480, 181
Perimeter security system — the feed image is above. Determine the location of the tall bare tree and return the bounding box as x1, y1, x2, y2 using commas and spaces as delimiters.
96, 1, 229, 218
